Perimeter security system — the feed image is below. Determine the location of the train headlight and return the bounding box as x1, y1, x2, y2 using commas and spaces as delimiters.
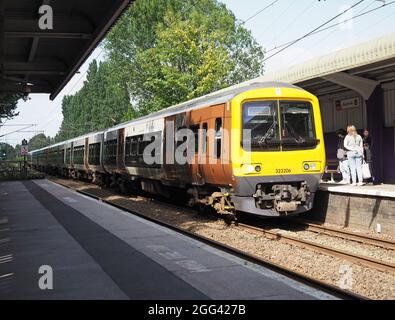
303, 162, 320, 171
241, 164, 262, 174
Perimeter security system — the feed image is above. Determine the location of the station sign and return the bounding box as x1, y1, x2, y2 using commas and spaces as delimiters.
335, 98, 360, 111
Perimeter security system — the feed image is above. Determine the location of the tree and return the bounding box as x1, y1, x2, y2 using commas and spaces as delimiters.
28, 133, 51, 151
55, 0, 265, 140
55, 59, 132, 141
0, 142, 16, 160
105, 0, 265, 115
0, 93, 27, 121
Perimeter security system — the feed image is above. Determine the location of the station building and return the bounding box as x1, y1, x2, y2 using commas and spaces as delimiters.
253, 32, 395, 184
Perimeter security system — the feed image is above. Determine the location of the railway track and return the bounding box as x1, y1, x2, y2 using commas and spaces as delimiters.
48, 177, 365, 300
288, 218, 395, 250
235, 223, 395, 276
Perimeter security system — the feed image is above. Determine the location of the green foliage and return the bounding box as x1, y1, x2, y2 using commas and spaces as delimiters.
55, 59, 132, 141
28, 133, 51, 151
105, 0, 265, 115
0, 142, 16, 160
56, 0, 264, 139
0, 93, 28, 121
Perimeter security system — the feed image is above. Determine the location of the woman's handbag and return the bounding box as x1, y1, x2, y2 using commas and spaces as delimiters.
362, 161, 371, 179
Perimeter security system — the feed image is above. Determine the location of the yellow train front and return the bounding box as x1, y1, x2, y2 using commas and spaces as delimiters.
227, 84, 325, 217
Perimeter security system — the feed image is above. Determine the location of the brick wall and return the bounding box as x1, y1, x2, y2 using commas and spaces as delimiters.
307, 191, 395, 236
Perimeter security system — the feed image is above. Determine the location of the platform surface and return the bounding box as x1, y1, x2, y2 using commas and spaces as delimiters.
0, 179, 336, 300
320, 182, 395, 198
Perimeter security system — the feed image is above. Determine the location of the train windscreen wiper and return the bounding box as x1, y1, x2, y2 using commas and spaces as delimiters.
258, 121, 277, 145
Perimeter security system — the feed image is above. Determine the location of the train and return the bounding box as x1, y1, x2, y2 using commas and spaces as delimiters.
30, 81, 326, 220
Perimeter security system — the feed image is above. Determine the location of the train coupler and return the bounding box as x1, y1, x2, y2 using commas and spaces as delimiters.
187, 188, 236, 223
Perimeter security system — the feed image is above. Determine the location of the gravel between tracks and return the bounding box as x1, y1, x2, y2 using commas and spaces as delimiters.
269, 228, 395, 265
50, 178, 395, 300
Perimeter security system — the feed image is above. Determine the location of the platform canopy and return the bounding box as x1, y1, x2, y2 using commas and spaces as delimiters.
256, 32, 395, 99
0, 0, 132, 99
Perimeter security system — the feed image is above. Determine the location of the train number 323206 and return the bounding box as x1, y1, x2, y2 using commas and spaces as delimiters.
276, 168, 291, 174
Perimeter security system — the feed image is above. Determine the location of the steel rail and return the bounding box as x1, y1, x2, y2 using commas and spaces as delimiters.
236, 223, 395, 275
288, 218, 395, 250
49, 177, 364, 300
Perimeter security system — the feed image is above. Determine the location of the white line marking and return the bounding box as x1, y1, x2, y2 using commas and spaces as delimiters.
63, 197, 78, 203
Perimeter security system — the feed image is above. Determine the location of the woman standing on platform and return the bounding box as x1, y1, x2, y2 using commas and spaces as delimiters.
344, 125, 364, 186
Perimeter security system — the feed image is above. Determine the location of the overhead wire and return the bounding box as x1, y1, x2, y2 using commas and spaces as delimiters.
242, 0, 281, 24
266, 0, 394, 54
262, 0, 366, 62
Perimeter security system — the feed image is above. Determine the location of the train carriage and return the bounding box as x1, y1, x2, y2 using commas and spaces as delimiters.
30, 81, 325, 219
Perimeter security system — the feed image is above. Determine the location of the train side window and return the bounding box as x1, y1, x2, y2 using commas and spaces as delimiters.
190, 125, 199, 153
131, 138, 137, 156
88, 143, 100, 165
201, 123, 208, 154
66, 148, 71, 164
104, 139, 117, 165
125, 137, 131, 157
137, 137, 145, 155
215, 118, 222, 159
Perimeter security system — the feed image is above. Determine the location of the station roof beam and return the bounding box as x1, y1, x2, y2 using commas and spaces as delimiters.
0, 0, 133, 99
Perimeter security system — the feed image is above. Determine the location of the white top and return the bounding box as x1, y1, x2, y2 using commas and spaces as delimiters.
344, 134, 363, 153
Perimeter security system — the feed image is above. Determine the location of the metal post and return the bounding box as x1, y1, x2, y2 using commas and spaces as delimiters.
23, 154, 27, 179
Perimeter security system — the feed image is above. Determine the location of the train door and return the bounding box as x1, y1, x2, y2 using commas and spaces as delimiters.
202, 104, 231, 186
84, 137, 89, 170
189, 107, 210, 185
164, 113, 191, 183
117, 128, 126, 173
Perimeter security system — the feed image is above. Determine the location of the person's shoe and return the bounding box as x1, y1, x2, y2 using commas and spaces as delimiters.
338, 180, 349, 184
357, 182, 365, 186
351, 183, 357, 186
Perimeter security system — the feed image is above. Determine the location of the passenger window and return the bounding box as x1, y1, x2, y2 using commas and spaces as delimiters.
215, 118, 222, 159
131, 139, 137, 156
201, 123, 208, 154
190, 125, 199, 154
138, 137, 145, 155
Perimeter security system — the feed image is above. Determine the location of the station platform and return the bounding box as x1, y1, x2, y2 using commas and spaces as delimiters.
319, 183, 395, 199
0, 179, 334, 300
309, 183, 395, 236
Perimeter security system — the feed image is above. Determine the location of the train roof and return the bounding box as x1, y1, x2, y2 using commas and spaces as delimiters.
106, 81, 305, 131
30, 81, 308, 153
29, 130, 104, 154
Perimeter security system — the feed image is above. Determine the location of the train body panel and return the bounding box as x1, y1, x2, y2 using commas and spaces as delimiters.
29, 82, 326, 218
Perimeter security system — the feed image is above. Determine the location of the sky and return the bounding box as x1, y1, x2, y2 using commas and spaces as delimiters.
2, 0, 395, 146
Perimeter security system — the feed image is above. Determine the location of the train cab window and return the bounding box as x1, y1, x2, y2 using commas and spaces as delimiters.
215, 118, 222, 159
242, 100, 280, 151
279, 101, 317, 150
201, 123, 208, 154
